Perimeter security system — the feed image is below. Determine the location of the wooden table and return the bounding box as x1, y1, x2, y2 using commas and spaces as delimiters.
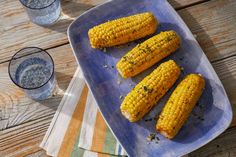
0, 0, 235, 156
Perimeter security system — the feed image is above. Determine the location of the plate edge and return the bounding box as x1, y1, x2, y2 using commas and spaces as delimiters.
66, 0, 234, 156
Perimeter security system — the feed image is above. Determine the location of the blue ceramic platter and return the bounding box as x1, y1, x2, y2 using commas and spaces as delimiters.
68, 0, 232, 156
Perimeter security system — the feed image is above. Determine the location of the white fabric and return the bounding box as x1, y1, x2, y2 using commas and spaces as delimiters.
78, 92, 98, 149
83, 150, 98, 157
40, 68, 85, 156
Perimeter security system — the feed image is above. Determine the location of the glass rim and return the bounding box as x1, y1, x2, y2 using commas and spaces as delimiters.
8, 47, 55, 90
19, 0, 57, 10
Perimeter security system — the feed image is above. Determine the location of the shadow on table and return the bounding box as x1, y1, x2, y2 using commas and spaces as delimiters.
55, 71, 74, 91
38, 71, 74, 110
43, 0, 94, 33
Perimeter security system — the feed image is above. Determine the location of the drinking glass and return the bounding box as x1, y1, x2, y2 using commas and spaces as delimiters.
19, 0, 61, 26
8, 47, 56, 100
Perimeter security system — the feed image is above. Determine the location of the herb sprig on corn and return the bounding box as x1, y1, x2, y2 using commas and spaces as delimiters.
116, 30, 181, 78
120, 60, 181, 122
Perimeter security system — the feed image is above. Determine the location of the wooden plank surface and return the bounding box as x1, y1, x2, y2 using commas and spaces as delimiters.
189, 127, 236, 157
168, 0, 209, 9
0, 116, 52, 157
178, 0, 236, 62
25, 150, 50, 157
0, 0, 236, 156
212, 56, 236, 126
0, 44, 77, 130
0, 44, 77, 156
1, 0, 234, 62
0, 0, 93, 62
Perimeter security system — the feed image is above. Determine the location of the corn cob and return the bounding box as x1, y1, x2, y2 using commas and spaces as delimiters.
120, 60, 180, 122
88, 12, 158, 48
156, 74, 205, 139
116, 30, 180, 78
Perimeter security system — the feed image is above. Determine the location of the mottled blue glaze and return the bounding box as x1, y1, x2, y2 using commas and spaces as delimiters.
68, 0, 233, 156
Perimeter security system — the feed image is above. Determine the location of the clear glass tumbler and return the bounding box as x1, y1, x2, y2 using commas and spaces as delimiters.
8, 47, 56, 100
19, 0, 61, 26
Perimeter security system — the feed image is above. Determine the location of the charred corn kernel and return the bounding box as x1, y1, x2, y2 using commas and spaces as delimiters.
156, 74, 205, 139
116, 30, 180, 78
88, 12, 158, 48
120, 60, 180, 122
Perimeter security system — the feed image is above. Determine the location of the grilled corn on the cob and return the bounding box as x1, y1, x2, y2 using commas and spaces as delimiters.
116, 30, 181, 78
156, 74, 205, 139
88, 12, 158, 48
120, 60, 181, 122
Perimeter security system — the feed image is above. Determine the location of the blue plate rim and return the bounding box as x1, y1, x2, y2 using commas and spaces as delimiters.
67, 0, 233, 156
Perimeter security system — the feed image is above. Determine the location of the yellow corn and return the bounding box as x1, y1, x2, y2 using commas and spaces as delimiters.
120, 60, 180, 122
156, 74, 205, 139
116, 30, 180, 78
88, 12, 158, 48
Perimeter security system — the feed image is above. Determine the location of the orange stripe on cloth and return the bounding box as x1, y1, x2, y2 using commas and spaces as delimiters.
91, 111, 108, 152
58, 85, 89, 157
97, 153, 111, 157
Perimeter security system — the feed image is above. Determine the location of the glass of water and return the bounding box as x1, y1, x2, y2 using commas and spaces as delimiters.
19, 0, 61, 26
8, 47, 56, 100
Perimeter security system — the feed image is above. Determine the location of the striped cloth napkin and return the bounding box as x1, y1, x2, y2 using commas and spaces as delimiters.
40, 67, 127, 157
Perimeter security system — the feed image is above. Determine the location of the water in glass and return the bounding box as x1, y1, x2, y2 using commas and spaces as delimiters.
20, 0, 61, 25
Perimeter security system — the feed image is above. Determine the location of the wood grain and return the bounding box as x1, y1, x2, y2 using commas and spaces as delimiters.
189, 127, 236, 157
0, 44, 77, 130
0, 0, 93, 62
0, 0, 234, 62
168, 0, 209, 9
212, 56, 236, 126
0, 116, 52, 157
0, 0, 236, 157
25, 150, 50, 157
178, 0, 236, 61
